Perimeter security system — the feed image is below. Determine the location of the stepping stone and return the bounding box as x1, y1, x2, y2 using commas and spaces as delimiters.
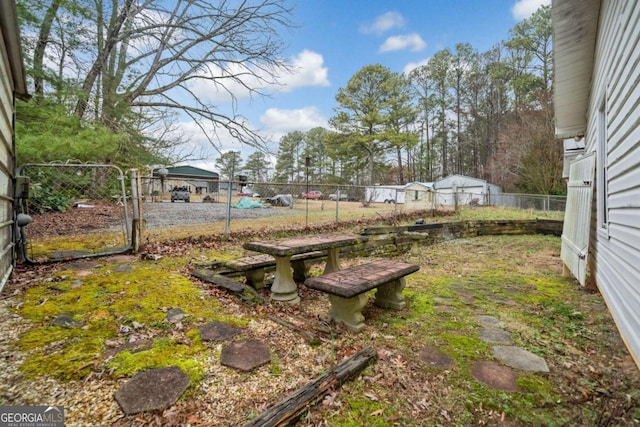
493, 346, 549, 372
198, 322, 241, 342
479, 328, 513, 345
471, 361, 521, 392
454, 289, 474, 298
113, 264, 134, 273
488, 297, 517, 305
474, 315, 502, 328
166, 308, 186, 322
51, 313, 82, 328
434, 305, 455, 312
418, 346, 454, 369
433, 297, 454, 304
459, 295, 476, 304
221, 339, 270, 371
114, 366, 190, 415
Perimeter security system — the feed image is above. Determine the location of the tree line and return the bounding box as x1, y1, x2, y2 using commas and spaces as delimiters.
16, 1, 561, 194
266, 5, 562, 194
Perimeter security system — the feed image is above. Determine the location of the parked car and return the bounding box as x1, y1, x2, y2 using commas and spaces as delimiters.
300, 190, 323, 199
171, 186, 190, 202
328, 192, 349, 201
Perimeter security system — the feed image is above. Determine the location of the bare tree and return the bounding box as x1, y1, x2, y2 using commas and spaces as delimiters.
26, 0, 294, 151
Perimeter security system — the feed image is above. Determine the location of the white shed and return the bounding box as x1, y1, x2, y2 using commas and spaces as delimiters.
0, 1, 28, 291
434, 174, 501, 206
404, 182, 434, 209
553, 0, 640, 369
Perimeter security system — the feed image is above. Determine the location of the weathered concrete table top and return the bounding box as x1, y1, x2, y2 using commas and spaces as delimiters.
243, 233, 360, 303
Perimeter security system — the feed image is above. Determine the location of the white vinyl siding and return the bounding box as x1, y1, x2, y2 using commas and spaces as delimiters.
581, 0, 640, 367
0, 28, 15, 291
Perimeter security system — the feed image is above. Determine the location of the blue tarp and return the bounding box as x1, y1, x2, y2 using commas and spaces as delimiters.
233, 197, 265, 209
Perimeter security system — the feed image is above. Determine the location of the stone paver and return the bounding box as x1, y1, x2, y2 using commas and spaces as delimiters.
488, 296, 517, 305
459, 295, 476, 304
474, 315, 502, 328
198, 322, 241, 342
418, 346, 454, 369
166, 308, 186, 322
114, 366, 190, 415
493, 346, 549, 372
221, 339, 271, 371
471, 361, 521, 392
479, 328, 513, 345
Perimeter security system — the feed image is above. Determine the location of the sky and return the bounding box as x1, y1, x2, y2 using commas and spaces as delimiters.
178, 0, 551, 171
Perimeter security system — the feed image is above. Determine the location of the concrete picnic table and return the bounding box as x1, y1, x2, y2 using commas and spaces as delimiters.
243, 233, 360, 303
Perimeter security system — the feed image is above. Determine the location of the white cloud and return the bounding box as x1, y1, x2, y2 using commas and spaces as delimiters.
279, 50, 330, 92
403, 57, 431, 75
511, 0, 551, 20
361, 11, 405, 35
187, 50, 329, 104
260, 107, 328, 137
379, 33, 426, 53
169, 106, 327, 163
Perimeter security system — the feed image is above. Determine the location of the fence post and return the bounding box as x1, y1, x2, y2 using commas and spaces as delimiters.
130, 169, 142, 253
393, 189, 398, 219
335, 188, 339, 224
224, 179, 232, 239
119, 169, 131, 242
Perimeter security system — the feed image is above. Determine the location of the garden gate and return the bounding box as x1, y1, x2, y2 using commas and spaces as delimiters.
15, 163, 131, 263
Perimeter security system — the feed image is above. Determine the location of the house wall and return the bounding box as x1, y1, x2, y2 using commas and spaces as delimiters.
584, 0, 640, 366
0, 22, 17, 290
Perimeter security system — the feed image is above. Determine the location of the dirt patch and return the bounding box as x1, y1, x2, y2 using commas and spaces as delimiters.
26, 200, 126, 238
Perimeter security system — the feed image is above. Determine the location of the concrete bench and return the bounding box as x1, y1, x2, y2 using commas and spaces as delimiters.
225, 251, 325, 289
304, 259, 419, 332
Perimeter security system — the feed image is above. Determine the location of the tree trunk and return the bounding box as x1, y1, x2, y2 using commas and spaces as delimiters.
33, 0, 63, 99
74, 0, 134, 120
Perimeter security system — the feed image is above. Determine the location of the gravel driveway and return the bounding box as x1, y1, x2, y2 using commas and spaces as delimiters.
142, 201, 295, 229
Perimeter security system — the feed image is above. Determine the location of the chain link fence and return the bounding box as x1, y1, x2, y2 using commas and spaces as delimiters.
16, 163, 131, 262
136, 177, 566, 232
15, 166, 566, 262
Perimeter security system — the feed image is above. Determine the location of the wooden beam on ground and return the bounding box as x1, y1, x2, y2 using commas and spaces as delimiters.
191, 269, 265, 304
244, 346, 377, 427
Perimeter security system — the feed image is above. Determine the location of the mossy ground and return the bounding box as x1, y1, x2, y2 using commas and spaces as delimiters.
16, 252, 247, 384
